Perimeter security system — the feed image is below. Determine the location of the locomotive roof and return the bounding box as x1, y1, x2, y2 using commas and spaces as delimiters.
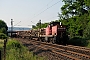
50, 22, 60, 24
49, 22, 61, 26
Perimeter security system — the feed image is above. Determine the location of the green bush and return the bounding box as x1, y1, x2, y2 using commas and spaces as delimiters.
6, 40, 24, 50
5, 40, 44, 60
0, 33, 7, 39
68, 36, 89, 46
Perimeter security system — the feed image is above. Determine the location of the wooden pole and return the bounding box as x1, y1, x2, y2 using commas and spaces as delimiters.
11, 19, 13, 38
3, 39, 7, 60
39, 20, 41, 40
0, 50, 1, 60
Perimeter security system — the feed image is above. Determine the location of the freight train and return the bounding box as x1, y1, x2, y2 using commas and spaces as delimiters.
16, 22, 69, 45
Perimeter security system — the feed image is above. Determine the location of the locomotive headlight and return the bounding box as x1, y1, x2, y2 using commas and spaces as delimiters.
61, 26, 62, 27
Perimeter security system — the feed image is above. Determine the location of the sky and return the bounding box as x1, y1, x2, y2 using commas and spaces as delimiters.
0, 0, 64, 28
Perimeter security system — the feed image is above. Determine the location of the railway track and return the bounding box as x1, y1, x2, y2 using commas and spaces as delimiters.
68, 45, 90, 51
28, 40, 90, 60
41, 43, 90, 55
14, 38, 90, 60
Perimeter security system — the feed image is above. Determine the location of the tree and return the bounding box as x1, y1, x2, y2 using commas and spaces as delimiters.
61, 0, 88, 18
57, 0, 90, 38
84, 0, 90, 13
0, 20, 8, 34
32, 22, 49, 29
84, 0, 90, 6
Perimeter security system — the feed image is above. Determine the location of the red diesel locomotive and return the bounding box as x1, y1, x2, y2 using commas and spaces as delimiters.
16, 22, 68, 45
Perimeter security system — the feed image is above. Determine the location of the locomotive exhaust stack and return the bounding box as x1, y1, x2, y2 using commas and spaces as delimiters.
60, 22, 62, 25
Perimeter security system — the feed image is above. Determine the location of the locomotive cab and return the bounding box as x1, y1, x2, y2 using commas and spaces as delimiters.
46, 22, 62, 35
50, 22, 67, 45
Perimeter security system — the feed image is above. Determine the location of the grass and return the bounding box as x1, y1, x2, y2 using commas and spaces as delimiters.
86, 40, 90, 48
0, 39, 45, 60
0, 39, 4, 49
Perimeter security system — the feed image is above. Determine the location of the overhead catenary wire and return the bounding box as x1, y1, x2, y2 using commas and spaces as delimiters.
34, 0, 54, 13
20, 0, 61, 27
14, 21, 21, 26
31, 21, 36, 24
30, 0, 61, 20
29, 0, 54, 25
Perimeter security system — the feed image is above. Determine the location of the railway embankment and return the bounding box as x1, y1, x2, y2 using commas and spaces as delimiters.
15, 38, 90, 60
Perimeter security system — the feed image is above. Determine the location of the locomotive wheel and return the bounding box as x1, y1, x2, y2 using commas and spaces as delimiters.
29, 37, 31, 40
52, 39, 55, 44
37, 37, 42, 41
52, 36, 56, 44
45, 37, 48, 43
29, 36, 32, 40
40, 38, 42, 42
40, 37, 45, 42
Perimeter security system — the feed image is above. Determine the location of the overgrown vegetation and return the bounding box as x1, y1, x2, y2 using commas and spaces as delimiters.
67, 37, 89, 46
0, 40, 4, 49
0, 33, 7, 39
0, 39, 44, 60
